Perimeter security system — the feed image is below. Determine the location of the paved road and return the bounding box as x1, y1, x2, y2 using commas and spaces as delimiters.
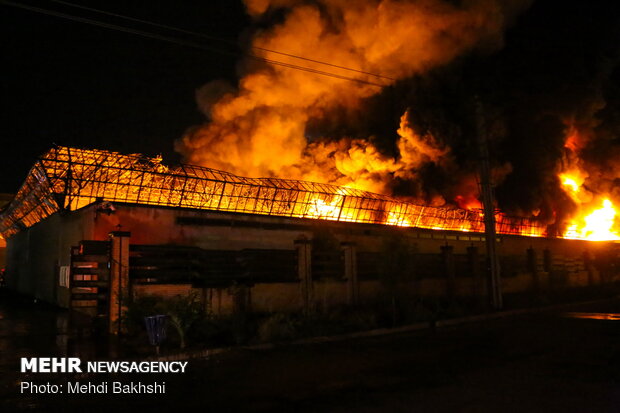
2, 293, 620, 412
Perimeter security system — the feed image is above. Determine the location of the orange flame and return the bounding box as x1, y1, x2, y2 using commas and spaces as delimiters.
563, 199, 619, 241
167, 1, 558, 239
558, 128, 619, 241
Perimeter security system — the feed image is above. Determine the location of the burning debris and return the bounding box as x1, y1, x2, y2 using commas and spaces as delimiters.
0, 146, 546, 240
175, 0, 620, 241
1, 2, 617, 242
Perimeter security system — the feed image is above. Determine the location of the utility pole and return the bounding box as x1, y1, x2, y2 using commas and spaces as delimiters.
474, 96, 502, 310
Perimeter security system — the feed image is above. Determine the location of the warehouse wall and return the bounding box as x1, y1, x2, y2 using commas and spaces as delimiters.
4, 207, 96, 304
5, 201, 619, 312
95, 204, 617, 314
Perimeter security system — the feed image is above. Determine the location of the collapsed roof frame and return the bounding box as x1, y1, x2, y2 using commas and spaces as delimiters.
0, 146, 547, 239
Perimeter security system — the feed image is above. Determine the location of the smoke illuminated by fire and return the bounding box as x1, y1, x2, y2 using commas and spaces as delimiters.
177, 0, 528, 195
174, 0, 619, 242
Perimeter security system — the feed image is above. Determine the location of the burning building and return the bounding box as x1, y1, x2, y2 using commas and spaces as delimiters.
0, 146, 617, 333
1, 0, 620, 334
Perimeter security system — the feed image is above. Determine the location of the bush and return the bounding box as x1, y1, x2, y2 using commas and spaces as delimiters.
257, 313, 298, 343
124, 293, 203, 349
163, 293, 203, 349
256, 308, 381, 343
123, 295, 161, 337
324, 306, 378, 332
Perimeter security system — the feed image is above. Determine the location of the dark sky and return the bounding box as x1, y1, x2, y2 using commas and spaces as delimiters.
1, 0, 249, 192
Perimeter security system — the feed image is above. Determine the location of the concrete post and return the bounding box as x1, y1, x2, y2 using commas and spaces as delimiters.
527, 247, 539, 292
231, 283, 250, 314
543, 248, 553, 288
108, 231, 130, 335
583, 250, 595, 286
341, 242, 359, 305
543, 248, 552, 272
467, 246, 483, 298
295, 237, 313, 314
441, 245, 455, 298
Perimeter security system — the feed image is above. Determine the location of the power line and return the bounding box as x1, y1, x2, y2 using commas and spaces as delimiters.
2, 0, 390, 87
47, 0, 394, 82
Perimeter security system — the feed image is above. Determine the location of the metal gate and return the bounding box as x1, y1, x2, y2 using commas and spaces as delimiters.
68, 240, 110, 323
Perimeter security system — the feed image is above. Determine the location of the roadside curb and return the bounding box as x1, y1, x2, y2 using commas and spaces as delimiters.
151, 295, 619, 362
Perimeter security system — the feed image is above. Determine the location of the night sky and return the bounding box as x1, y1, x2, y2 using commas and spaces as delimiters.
1, 0, 249, 192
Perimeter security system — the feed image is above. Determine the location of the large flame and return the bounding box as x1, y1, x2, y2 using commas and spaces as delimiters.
561, 190, 619, 241
174, 1, 620, 242
558, 128, 619, 241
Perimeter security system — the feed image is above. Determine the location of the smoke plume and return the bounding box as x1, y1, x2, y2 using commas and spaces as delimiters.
177, 0, 531, 199
177, 0, 620, 236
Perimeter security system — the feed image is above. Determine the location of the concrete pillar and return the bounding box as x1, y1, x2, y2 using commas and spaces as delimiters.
295, 237, 313, 314
527, 247, 539, 291
231, 283, 250, 314
441, 245, 455, 298
543, 248, 554, 288
341, 242, 359, 305
543, 248, 552, 273
108, 231, 130, 335
201, 288, 210, 314
467, 246, 483, 298
583, 250, 595, 286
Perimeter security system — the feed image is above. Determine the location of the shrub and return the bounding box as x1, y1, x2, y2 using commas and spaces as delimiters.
124, 292, 203, 349
123, 295, 160, 337
161, 292, 203, 349
257, 313, 298, 343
